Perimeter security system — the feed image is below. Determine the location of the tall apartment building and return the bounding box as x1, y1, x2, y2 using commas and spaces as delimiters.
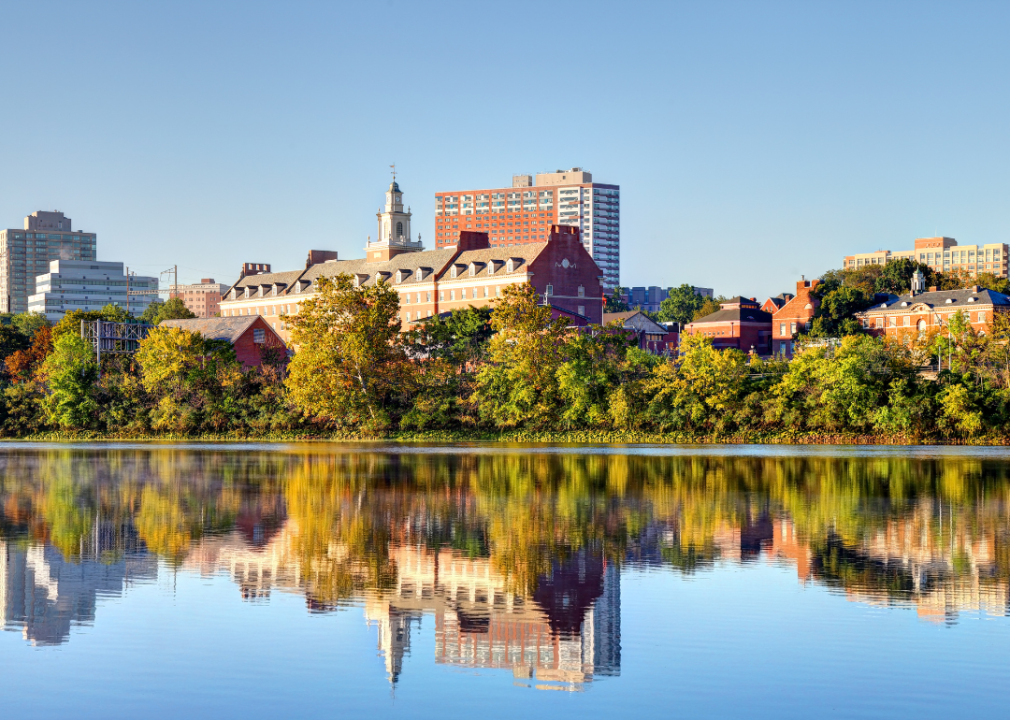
844, 237, 1009, 278
28, 260, 159, 322
434, 168, 620, 290
169, 278, 228, 318
0, 211, 97, 313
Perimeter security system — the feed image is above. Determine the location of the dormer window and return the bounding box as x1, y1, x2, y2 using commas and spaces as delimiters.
271, 284, 279, 296
468, 263, 476, 276
968, 297, 977, 303
488, 261, 497, 276
415, 268, 423, 281
506, 259, 517, 273
945, 298, 954, 304
244, 287, 251, 298
451, 265, 458, 278
396, 270, 406, 283
901, 301, 908, 307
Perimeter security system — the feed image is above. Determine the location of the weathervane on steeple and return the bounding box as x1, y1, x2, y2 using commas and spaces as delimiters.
390, 163, 396, 182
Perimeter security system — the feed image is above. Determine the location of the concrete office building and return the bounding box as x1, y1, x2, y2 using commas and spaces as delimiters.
28, 260, 159, 322
844, 237, 1009, 278
169, 278, 228, 318
0, 211, 97, 313
434, 169, 620, 290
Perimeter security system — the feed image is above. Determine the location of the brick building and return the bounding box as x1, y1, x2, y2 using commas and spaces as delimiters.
160, 316, 287, 368
169, 278, 228, 318
220, 231, 603, 342
762, 293, 793, 315
854, 276, 1010, 340
771, 279, 821, 357
219, 180, 603, 341
683, 297, 773, 354
434, 169, 620, 290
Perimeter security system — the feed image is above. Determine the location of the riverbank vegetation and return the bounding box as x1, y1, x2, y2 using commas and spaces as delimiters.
1, 275, 1010, 442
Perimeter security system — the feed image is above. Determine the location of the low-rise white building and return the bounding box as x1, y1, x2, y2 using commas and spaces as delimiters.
28, 260, 159, 322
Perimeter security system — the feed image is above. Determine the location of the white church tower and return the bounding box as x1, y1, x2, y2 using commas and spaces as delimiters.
367, 167, 422, 261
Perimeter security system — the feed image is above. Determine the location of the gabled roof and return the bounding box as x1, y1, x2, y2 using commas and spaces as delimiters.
226, 268, 307, 299
160, 316, 274, 344
299, 248, 459, 291
604, 310, 668, 333
440, 244, 550, 280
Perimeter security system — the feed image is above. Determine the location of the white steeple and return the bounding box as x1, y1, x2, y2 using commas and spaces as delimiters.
367, 167, 422, 258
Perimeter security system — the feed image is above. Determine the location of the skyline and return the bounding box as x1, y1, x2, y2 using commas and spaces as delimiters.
3, 1, 1010, 298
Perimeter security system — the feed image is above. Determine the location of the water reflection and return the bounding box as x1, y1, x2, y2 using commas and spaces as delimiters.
1, 446, 1010, 682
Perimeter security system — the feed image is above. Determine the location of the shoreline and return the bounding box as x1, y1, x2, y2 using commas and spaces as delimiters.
2, 429, 1008, 446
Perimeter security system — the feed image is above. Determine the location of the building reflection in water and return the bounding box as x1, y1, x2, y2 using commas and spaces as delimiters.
3, 449, 1010, 664
0, 530, 156, 646
363, 545, 619, 690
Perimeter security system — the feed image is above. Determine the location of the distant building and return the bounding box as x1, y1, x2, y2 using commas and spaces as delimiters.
434, 169, 620, 290
771, 279, 820, 358
625, 286, 714, 314
169, 278, 228, 318
683, 297, 773, 354
160, 316, 287, 368
603, 310, 677, 354
844, 237, 1008, 278
28, 260, 158, 322
0, 211, 98, 313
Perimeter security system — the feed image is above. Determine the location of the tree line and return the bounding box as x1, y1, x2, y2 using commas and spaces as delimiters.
0, 267, 1008, 439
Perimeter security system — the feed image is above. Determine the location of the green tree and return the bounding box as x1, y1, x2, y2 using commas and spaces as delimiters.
474, 283, 570, 429
873, 258, 936, 295
40, 332, 98, 429
285, 274, 408, 431
604, 287, 629, 313
11, 312, 50, 339
657, 284, 705, 324
692, 295, 727, 321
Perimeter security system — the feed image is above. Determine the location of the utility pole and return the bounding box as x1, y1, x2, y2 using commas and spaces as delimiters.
126, 266, 130, 315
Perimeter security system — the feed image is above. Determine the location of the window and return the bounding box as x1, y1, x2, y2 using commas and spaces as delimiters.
779, 323, 786, 336
483, 287, 488, 298
450, 290, 456, 301
396, 221, 403, 237
979, 312, 986, 323
903, 316, 910, 326
253, 329, 265, 344
888, 317, 896, 327
578, 305, 585, 316
546, 284, 553, 296
790, 322, 797, 334
439, 291, 445, 301
875, 318, 883, 328
578, 285, 585, 298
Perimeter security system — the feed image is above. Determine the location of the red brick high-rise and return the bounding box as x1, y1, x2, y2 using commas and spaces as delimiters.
434, 169, 620, 290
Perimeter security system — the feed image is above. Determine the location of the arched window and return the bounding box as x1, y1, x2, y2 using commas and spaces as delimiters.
396, 221, 403, 237
917, 319, 926, 332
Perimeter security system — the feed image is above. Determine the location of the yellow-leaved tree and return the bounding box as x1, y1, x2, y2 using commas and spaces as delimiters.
284, 274, 409, 432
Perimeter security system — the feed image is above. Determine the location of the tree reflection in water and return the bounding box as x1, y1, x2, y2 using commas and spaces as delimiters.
1, 447, 1010, 684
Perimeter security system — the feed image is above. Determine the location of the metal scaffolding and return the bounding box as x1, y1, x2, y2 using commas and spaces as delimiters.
81, 319, 153, 363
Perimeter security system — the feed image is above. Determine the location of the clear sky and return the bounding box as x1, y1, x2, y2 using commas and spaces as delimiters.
1, 0, 1008, 298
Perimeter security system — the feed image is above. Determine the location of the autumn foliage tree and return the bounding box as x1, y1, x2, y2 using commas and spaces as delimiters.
284, 274, 409, 432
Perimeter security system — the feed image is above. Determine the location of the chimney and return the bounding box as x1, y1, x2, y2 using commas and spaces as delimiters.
928, 286, 937, 292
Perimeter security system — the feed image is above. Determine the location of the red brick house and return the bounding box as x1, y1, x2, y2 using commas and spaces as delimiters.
160, 316, 287, 369
854, 284, 1010, 340
683, 297, 773, 354
762, 293, 794, 315
771, 279, 821, 357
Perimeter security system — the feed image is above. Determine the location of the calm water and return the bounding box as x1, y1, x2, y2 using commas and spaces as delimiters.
2, 443, 1010, 719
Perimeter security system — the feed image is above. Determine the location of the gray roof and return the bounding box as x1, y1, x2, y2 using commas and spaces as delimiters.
226, 268, 307, 299
440, 244, 549, 280
160, 316, 274, 344
690, 306, 773, 326
300, 248, 459, 290
603, 310, 668, 333
861, 287, 1010, 314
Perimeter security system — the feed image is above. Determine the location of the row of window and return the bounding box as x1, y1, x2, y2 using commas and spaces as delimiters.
866, 311, 987, 328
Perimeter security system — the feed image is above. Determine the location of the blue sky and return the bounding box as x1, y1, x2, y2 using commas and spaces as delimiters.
1, 0, 1008, 298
